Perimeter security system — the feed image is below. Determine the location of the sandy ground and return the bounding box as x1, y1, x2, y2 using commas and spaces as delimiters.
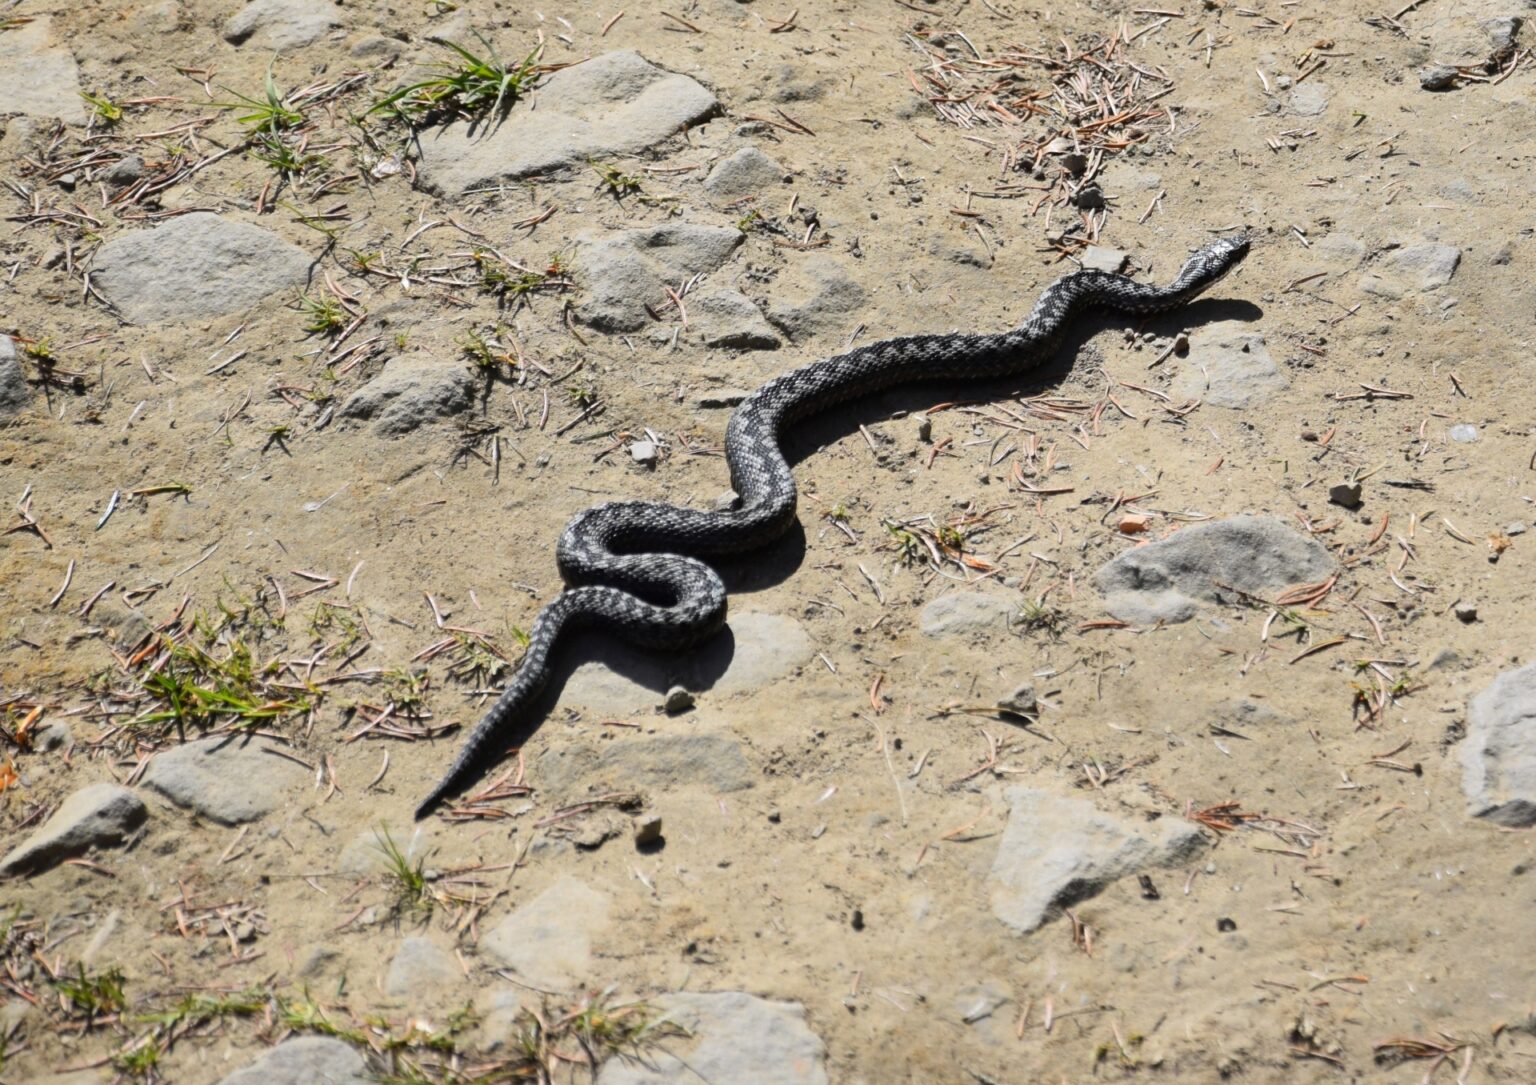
2, 0, 1535, 1082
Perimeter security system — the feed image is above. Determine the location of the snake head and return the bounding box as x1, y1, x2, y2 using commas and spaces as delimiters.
1178, 233, 1251, 296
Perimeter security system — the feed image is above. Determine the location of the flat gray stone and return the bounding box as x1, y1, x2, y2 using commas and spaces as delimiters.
418, 50, 717, 195
339, 354, 475, 435
988, 786, 1206, 932
1360, 243, 1460, 299
0, 17, 85, 125
574, 223, 743, 332
1080, 246, 1129, 273
481, 877, 611, 990
920, 591, 1018, 637
215, 1037, 370, 1085
1174, 323, 1289, 408
1095, 514, 1336, 624
692, 291, 781, 350
0, 784, 146, 879
704, 146, 788, 199
1462, 662, 1536, 827
598, 991, 828, 1085
564, 611, 811, 710
222, 0, 342, 49
142, 736, 307, 825
1315, 232, 1366, 265
766, 257, 867, 340
93, 212, 310, 325
0, 335, 29, 419
1289, 81, 1330, 116
384, 937, 458, 998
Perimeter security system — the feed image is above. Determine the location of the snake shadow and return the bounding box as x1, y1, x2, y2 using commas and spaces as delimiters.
446, 296, 1259, 757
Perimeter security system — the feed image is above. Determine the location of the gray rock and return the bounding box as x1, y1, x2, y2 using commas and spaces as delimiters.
920, 591, 1018, 637
988, 786, 1206, 932
384, 937, 458, 997
142, 736, 307, 825
629, 440, 658, 465
598, 991, 828, 1085
481, 877, 612, 990
1289, 81, 1330, 116
692, 291, 781, 350
418, 51, 717, 195
0, 17, 85, 125
215, 1037, 370, 1085
1080, 246, 1128, 273
350, 35, 403, 59
222, 0, 342, 49
0, 784, 147, 879
1095, 514, 1336, 625
664, 685, 695, 713
1483, 16, 1523, 50
564, 611, 811, 710
1419, 65, 1460, 91
473, 987, 526, 1051
1360, 243, 1460, 299
0, 335, 29, 420
704, 146, 788, 199
339, 355, 476, 435
1462, 662, 1536, 826
634, 815, 664, 847
765, 257, 867, 340
1454, 601, 1479, 623
1450, 423, 1479, 443
574, 224, 743, 332
1174, 323, 1288, 408
1329, 481, 1363, 510
102, 156, 144, 186
997, 683, 1037, 717
93, 212, 310, 325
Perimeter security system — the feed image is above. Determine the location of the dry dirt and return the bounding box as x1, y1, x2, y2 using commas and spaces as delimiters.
2, 0, 1535, 1083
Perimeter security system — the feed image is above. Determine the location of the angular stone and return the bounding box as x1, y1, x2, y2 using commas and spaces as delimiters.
418, 51, 717, 195
1360, 243, 1460, 299
766, 257, 867, 340
1289, 81, 1330, 116
574, 223, 743, 332
0, 334, 29, 420
222, 0, 342, 49
1080, 246, 1128, 274
598, 991, 828, 1085
920, 591, 1017, 637
339, 355, 476, 436
481, 877, 611, 990
0, 784, 146, 879
1095, 514, 1335, 624
93, 213, 310, 325
704, 146, 788, 199
1174, 323, 1289, 409
0, 17, 85, 125
384, 937, 459, 998
564, 611, 810, 709
988, 787, 1206, 932
215, 1037, 370, 1085
1462, 662, 1536, 827
692, 291, 780, 350
142, 736, 307, 825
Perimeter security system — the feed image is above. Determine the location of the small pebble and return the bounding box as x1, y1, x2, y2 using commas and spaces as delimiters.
1454, 601, 1478, 624
1449, 424, 1478, 443
630, 440, 658, 465
664, 686, 694, 714
1329, 482, 1363, 509
1505, 522, 1527, 536
1419, 65, 1458, 91
916, 417, 932, 443
634, 815, 664, 848
997, 683, 1037, 717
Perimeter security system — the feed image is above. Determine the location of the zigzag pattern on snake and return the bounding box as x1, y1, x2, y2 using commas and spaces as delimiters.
415, 233, 1251, 818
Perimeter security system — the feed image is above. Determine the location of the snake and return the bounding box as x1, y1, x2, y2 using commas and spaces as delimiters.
415, 233, 1251, 818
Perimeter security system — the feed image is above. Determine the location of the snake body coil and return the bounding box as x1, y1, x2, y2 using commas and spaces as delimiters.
416, 234, 1251, 817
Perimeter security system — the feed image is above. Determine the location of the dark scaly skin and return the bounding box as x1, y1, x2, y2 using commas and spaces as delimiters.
415, 234, 1251, 817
